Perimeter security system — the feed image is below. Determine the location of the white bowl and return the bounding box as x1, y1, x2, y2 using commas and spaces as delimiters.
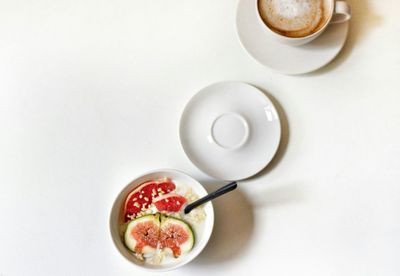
109, 169, 214, 272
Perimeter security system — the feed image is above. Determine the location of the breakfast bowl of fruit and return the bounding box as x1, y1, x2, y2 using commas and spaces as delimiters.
109, 169, 214, 271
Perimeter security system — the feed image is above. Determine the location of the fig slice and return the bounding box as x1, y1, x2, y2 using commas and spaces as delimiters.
124, 214, 161, 254
159, 216, 194, 258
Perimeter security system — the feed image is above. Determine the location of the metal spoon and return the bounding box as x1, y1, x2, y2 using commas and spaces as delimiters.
184, 181, 238, 214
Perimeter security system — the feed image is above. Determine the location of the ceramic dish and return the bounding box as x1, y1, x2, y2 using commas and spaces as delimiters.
110, 169, 214, 272
236, 0, 349, 74
180, 81, 281, 180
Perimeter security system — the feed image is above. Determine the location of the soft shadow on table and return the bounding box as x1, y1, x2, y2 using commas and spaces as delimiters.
187, 179, 254, 266
250, 87, 289, 179
184, 180, 305, 268
307, 0, 383, 75
250, 183, 305, 208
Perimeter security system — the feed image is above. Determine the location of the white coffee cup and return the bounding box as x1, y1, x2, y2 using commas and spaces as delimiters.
256, 0, 351, 46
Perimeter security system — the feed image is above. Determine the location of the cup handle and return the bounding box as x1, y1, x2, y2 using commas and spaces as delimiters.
330, 0, 352, 24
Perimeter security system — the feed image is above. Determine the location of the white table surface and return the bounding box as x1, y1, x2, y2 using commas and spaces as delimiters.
1, 0, 400, 275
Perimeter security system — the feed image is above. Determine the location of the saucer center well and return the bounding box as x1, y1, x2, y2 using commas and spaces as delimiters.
210, 113, 249, 150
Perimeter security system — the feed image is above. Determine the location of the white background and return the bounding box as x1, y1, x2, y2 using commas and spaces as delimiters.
1, 0, 400, 275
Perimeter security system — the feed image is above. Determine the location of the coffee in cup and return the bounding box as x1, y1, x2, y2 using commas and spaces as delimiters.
258, 0, 332, 38
256, 0, 351, 46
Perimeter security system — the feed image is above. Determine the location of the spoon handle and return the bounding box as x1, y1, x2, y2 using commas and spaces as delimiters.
184, 181, 237, 214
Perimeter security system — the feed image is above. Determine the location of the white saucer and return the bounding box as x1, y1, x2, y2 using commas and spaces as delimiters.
179, 82, 281, 181
236, 0, 349, 75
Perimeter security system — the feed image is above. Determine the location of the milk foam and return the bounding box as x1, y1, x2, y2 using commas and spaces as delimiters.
272, 0, 313, 19
258, 0, 331, 38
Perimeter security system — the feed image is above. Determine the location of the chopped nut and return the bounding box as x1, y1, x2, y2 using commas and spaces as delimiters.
133, 202, 140, 208
144, 197, 149, 202
176, 201, 180, 205
139, 194, 143, 199
135, 253, 144, 261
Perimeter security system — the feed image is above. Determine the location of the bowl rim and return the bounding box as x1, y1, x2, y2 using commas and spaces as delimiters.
109, 168, 215, 272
